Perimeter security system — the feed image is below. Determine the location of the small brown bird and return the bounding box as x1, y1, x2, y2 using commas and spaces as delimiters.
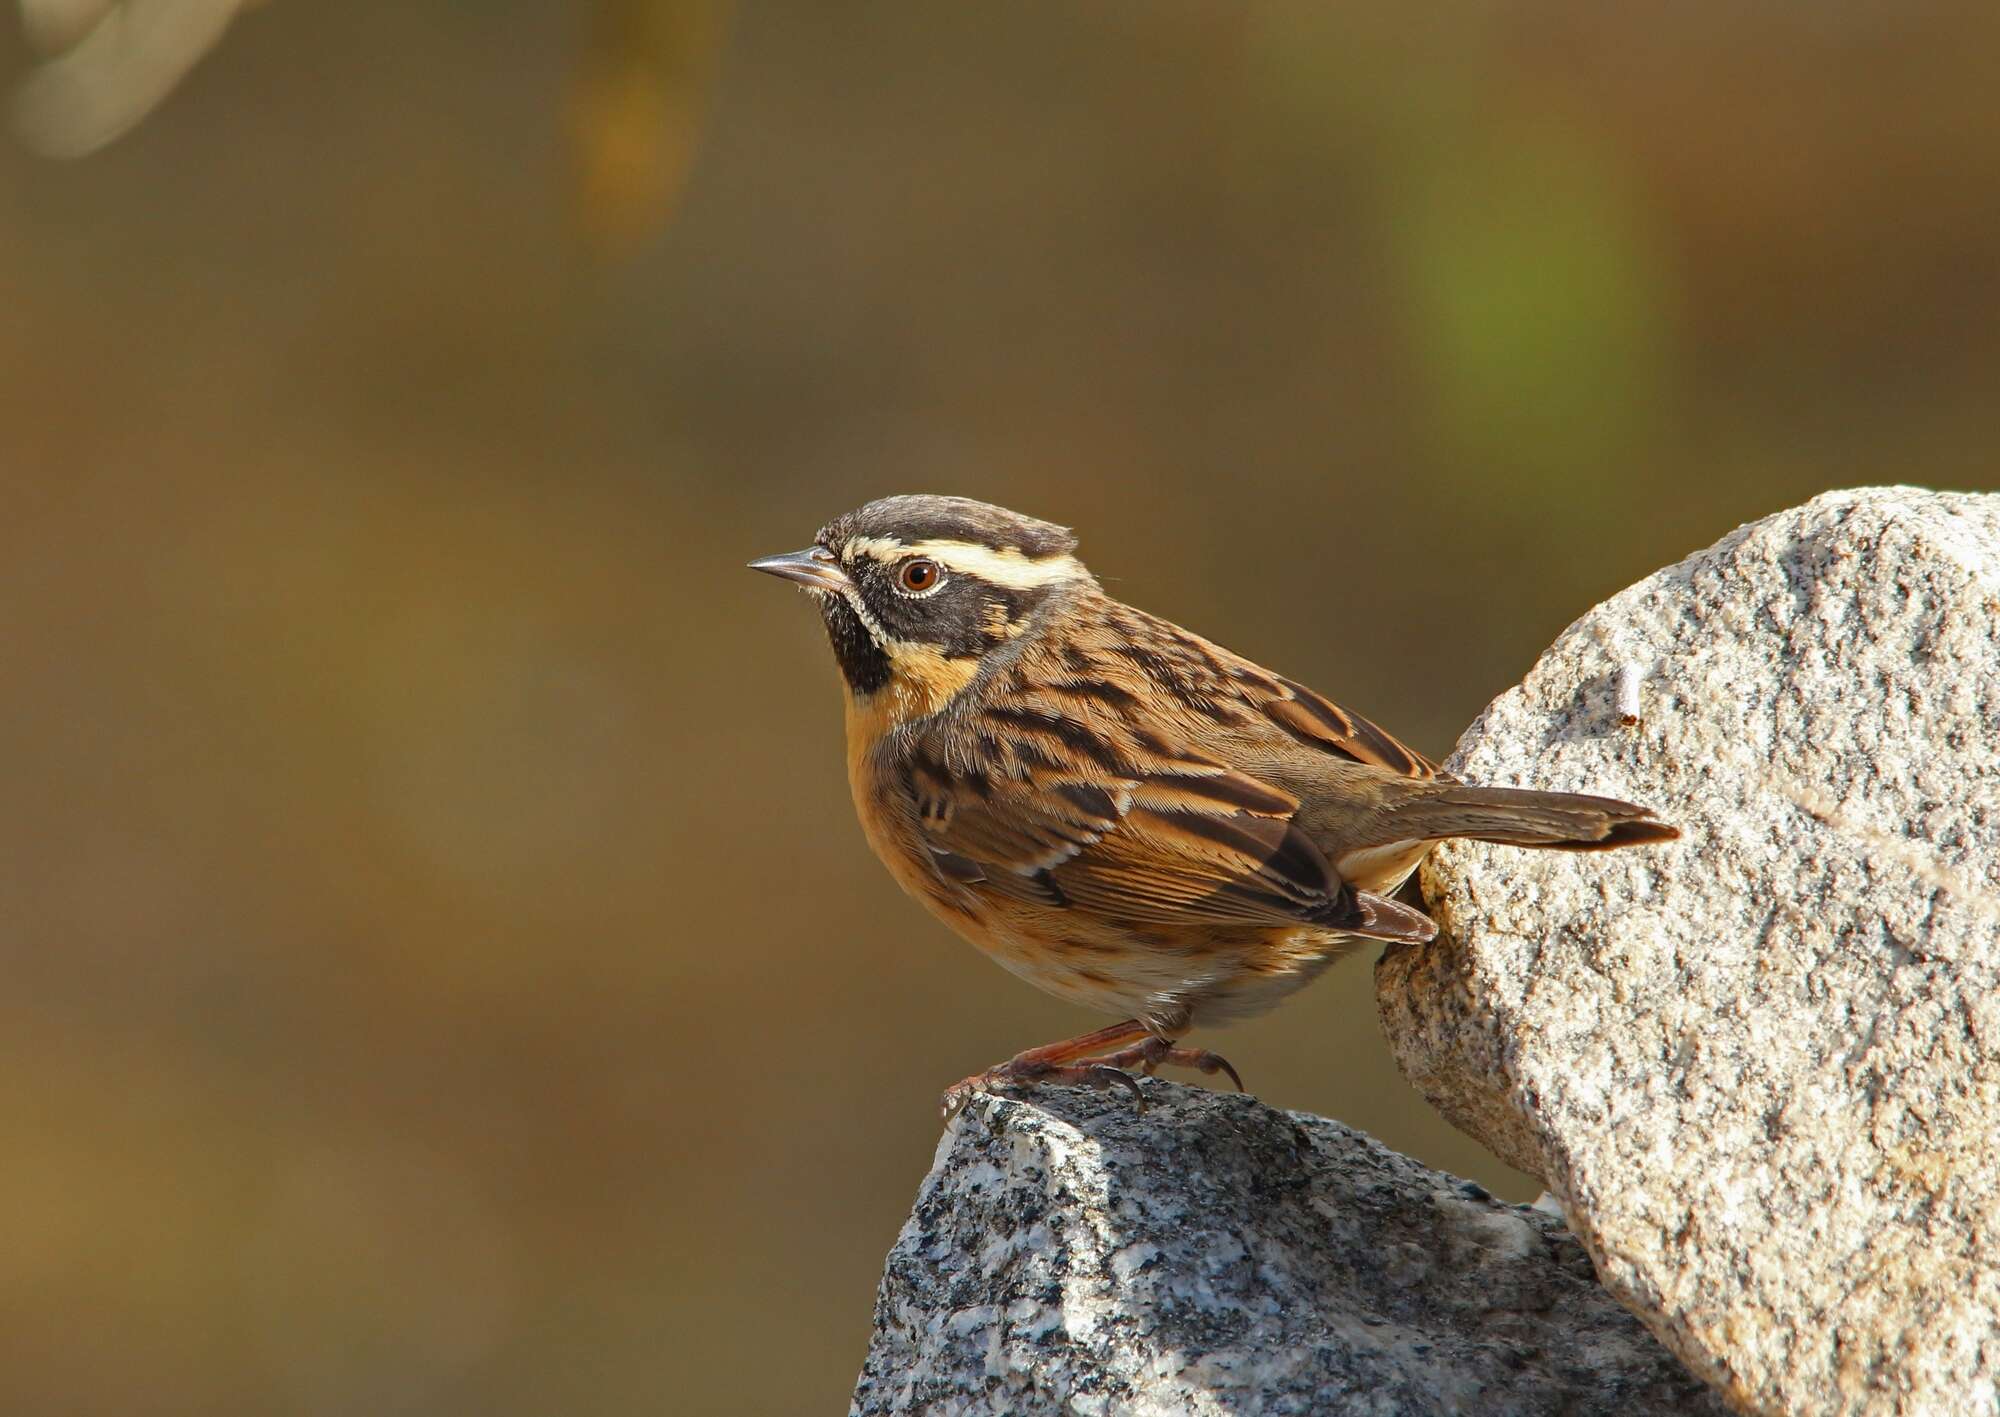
752, 496, 1676, 1114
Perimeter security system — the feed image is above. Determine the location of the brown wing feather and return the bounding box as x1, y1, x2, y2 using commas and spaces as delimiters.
1067, 597, 1438, 781
893, 609, 1429, 938
907, 726, 1347, 926
1257, 678, 1438, 780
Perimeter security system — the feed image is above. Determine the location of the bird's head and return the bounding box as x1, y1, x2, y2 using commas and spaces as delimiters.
751, 495, 1090, 719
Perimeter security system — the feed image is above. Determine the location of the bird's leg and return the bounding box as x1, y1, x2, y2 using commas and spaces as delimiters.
939, 1020, 1244, 1118
940, 1020, 1149, 1116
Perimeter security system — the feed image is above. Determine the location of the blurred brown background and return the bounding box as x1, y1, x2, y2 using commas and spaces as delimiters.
3, 1, 1997, 1412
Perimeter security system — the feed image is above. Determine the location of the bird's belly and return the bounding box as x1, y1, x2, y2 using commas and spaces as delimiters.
1186, 927, 1368, 1025
960, 920, 1158, 1016
916, 886, 1363, 1034
924, 894, 1179, 1016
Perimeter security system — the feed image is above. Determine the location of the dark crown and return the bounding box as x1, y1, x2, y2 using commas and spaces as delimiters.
818, 495, 1078, 559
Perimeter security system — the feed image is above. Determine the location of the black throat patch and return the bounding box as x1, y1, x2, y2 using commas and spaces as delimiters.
819, 595, 891, 696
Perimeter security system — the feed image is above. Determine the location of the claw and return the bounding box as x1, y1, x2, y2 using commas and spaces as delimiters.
1082, 1064, 1146, 1110
1182, 1048, 1243, 1093
1094, 1036, 1245, 1096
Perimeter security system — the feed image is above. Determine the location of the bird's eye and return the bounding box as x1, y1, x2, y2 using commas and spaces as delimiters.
898, 558, 941, 593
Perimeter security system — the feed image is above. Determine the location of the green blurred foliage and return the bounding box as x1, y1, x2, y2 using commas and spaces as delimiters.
1, 1, 1996, 1412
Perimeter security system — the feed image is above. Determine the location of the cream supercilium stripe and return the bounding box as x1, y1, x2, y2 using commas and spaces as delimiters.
842, 535, 1085, 590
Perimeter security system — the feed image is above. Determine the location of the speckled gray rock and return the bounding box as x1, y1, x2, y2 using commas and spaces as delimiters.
1377, 487, 2000, 1415
850, 1084, 1725, 1415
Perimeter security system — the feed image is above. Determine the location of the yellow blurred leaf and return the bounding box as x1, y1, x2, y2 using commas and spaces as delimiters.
569, 0, 731, 259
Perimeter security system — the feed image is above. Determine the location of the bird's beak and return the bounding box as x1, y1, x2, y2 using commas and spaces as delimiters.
748, 546, 851, 593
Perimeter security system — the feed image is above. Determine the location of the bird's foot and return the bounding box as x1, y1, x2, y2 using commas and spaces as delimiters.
939, 1023, 1244, 1118
939, 1055, 1146, 1118
1104, 1034, 1245, 1092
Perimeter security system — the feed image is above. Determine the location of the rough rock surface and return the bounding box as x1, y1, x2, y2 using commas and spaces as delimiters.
851, 1084, 1725, 1415
1377, 487, 2000, 1415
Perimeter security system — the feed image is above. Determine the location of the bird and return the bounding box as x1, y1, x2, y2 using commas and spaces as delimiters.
751, 495, 1677, 1116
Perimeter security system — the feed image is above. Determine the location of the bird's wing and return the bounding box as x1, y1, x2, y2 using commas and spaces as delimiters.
896, 694, 1433, 941
1067, 600, 1442, 782
1237, 674, 1440, 781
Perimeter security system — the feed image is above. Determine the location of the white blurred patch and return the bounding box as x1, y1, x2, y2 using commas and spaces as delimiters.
20, 0, 117, 54
13, 0, 249, 158
1615, 660, 1643, 726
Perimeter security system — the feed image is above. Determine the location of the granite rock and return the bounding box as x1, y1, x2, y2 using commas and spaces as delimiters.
851, 1084, 1725, 1415
1378, 487, 2000, 1414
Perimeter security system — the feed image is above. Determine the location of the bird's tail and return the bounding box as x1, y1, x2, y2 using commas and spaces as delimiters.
1385, 783, 1679, 851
